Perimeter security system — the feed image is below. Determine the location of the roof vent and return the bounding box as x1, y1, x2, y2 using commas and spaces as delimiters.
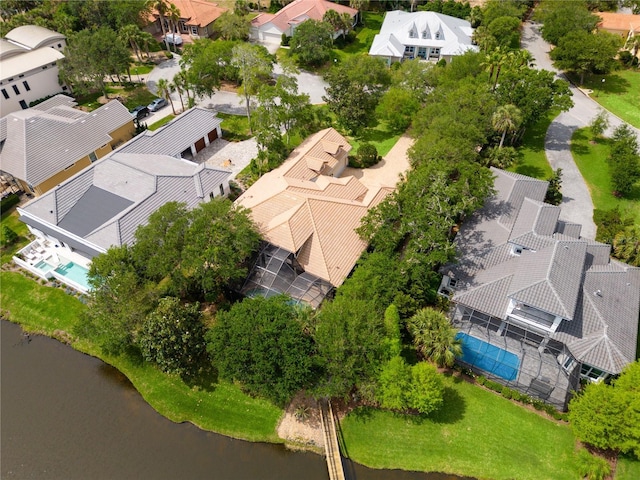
594, 289, 603, 297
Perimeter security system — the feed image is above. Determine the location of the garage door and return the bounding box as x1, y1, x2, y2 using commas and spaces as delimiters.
208, 129, 218, 142
195, 137, 206, 152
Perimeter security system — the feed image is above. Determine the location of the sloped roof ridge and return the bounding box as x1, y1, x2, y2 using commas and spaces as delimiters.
303, 199, 330, 280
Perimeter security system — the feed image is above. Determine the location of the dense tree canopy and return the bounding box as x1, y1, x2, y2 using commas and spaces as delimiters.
180, 39, 240, 98
323, 55, 391, 133
207, 296, 318, 405
59, 27, 131, 97
140, 297, 209, 377
569, 361, 640, 458
289, 19, 334, 67
550, 30, 622, 84
536, 0, 600, 46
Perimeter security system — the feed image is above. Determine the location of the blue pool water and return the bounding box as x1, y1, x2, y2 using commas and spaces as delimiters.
456, 332, 520, 381
54, 261, 90, 290
34, 260, 55, 273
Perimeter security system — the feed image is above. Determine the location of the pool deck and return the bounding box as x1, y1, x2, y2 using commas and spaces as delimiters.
14, 239, 91, 293
454, 313, 574, 410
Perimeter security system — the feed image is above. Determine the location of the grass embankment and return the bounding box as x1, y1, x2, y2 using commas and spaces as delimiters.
341, 374, 580, 480
617, 455, 640, 480
0, 271, 283, 443
572, 70, 640, 129
1, 208, 30, 265
571, 128, 640, 224
148, 114, 175, 131
508, 109, 558, 180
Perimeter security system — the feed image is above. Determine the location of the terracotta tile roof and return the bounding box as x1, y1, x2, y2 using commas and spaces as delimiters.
236, 128, 394, 286
597, 12, 640, 34
149, 0, 227, 27
251, 0, 357, 30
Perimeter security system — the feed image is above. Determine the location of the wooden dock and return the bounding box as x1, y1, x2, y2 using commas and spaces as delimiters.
320, 400, 346, 480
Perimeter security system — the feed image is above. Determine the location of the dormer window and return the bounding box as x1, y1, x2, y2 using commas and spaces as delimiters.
422, 30, 427, 39
435, 31, 441, 40
409, 29, 416, 38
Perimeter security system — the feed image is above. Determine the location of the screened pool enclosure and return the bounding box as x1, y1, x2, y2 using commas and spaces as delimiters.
241, 243, 333, 308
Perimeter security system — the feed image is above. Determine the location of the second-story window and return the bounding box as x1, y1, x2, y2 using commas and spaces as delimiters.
12, 85, 20, 95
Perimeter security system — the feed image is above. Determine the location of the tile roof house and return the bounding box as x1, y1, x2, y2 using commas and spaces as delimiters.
147, 0, 227, 43
597, 12, 640, 59
0, 25, 68, 116
18, 152, 231, 260
369, 11, 478, 64
439, 168, 640, 410
250, 0, 358, 45
236, 128, 393, 306
0, 95, 134, 196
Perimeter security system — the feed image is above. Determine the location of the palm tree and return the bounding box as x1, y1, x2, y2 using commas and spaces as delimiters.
139, 31, 155, 59
157, 78, 176, 114
121, 24, 143, 62
172, 72, 185, 112
167, 3, 181, 52
407, 308, 462, 368
625, 34, 640, 59
614, 226, 640, 267
150, 0, 171, 51
481, 47, 509, 90
492, 104, 522, 149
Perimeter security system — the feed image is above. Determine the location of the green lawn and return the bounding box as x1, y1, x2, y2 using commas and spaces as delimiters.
217, 112, 252, 141
1, 207, 30, 265
333, 12, 384, 63
148, 114, 175, 131
571, 127, 640, 224
349, 121, 401, 158
570, 70, 640, 129
509, 109, 558, 180
341, 374, 580, 480
616, 455, 640, 480
0, 271, 283, 443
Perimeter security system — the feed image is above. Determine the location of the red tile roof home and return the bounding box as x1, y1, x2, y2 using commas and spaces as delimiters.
597, 12, 640, 36
251, 0, 357, 31
236, 128, 394, 286
148, 0, 227, 28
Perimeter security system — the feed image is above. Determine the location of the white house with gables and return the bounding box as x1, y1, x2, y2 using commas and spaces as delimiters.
369, 11, 478, 64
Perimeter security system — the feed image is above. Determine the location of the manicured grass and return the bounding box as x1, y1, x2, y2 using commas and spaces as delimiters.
341, 374, 580, 480
148, 114, 175, 131
1, 208, 31, 265
131, 63, 154, 75
349, 122, 401, 158
571, 127, 640, 224
616, 455, 640, 480
509, 109, 558, 180
333, 12, 384, 63
0, 271, 283, 443
570, 70, 640, 129
217, 112, 252, 141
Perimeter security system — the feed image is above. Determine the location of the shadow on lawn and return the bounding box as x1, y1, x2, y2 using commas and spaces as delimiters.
514, 165, 545, 178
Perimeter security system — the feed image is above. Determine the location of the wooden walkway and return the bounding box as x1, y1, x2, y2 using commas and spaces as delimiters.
320, 400, 346, 480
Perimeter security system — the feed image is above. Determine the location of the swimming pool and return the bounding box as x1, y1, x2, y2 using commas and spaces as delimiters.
456, 332, 520, 381
54, 261, 90, 291
34, 260, 55, 273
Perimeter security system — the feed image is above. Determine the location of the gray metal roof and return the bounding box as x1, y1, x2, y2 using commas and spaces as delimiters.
20, 152, 231, 256
446, 168, 640, 375
58, 186, 134, 237
0, 100, 132, 186
117, 107, 222, 157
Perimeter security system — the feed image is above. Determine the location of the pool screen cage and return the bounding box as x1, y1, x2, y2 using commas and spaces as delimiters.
452, 306, 581, 411
240, 243, 333, 309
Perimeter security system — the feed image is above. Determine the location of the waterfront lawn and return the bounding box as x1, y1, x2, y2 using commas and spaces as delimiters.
571, 128, 640, 224
0, 271, 283, 443
572, 70, 640, 129
509, 109, 558, 180
616, 455, 640, 480
341, 374, 580, 480
1, 208, 30, 265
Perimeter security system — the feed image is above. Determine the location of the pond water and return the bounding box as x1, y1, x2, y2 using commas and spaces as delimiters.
1, 320, 466, 480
